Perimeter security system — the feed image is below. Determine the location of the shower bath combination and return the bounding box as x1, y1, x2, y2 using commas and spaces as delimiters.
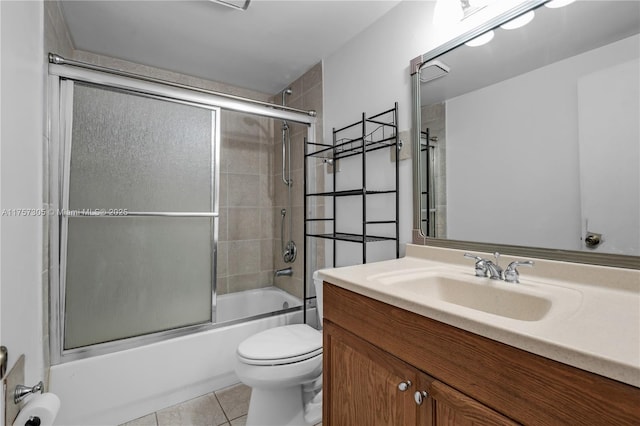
46, 53, 319, 425
279, 88, 297, 267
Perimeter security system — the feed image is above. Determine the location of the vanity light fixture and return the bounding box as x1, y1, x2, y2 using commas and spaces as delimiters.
460, 0, 488, 19
500, 10, 535, 30
544, 0, 576, 9
209, 0, 251, 11
465, 30, 495, 47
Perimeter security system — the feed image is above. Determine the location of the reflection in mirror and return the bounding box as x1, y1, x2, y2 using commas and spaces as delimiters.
414, 0, 639, 263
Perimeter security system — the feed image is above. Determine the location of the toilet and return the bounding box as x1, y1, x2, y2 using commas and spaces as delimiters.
235, 273, 324, 426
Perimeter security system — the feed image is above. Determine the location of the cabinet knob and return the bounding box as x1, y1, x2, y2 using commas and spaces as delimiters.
397, 380, 412, 392
414, 390, 429, 405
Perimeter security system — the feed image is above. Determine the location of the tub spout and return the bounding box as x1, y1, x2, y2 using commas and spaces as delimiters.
274, 267, 293, 278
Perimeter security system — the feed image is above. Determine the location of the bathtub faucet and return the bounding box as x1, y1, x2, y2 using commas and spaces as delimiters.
274, 267, 293, 278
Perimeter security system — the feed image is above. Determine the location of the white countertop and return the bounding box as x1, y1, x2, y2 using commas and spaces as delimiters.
318, 244, 640, 388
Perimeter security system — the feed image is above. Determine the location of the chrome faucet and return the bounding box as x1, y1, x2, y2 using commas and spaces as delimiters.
465, 253, 535, 283
274, 267, 293, 278
464, 252, 503, 280
504, 260, 535, 283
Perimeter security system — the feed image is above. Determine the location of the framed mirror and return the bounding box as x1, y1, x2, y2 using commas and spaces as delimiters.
411, 0, 639, 268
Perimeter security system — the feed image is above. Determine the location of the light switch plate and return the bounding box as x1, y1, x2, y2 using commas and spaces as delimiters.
326, 158, 341, 174
390, 130, 412, 162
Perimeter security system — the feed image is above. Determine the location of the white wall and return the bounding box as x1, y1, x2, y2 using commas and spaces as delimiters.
577, 55, 639, 255
323, 1, 434, 263
323, 0, 524, 263
445, 35, 639, 251
0, 0, 45, 400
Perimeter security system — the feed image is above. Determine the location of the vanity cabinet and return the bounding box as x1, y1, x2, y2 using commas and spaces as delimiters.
323, 282, 640, 425
325, 320, 516, 425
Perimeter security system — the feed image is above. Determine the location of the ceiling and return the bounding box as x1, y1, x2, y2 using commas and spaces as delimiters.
60, 0, 401, 95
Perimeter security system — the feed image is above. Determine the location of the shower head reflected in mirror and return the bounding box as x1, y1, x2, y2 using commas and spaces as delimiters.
420, 60, 451, 83
209, 0, 251, 11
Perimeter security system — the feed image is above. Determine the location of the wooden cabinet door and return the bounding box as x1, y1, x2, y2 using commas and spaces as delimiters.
430, 380, 519, 426
324, 321, 428, 426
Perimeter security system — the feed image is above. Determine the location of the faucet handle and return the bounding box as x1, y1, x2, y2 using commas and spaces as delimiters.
504, 260, 535, 283
464, 253, 482, 261
464, 253, 489, 277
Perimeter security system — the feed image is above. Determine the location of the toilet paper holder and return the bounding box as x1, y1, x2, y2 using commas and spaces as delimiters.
14, 381, 43, 404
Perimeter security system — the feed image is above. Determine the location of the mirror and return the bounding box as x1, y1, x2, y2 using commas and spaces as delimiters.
412, 0, 639, 268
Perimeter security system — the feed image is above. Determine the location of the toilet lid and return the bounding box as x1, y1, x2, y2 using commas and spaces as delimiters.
237, 324, 322, 366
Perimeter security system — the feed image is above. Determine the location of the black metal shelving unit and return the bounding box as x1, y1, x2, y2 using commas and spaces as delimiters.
421, 127, 436, 236
421, 129, 429, 230
304, 103, 400, 269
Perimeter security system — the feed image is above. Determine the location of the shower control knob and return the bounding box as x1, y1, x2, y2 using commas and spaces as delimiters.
397, 380, 412, 392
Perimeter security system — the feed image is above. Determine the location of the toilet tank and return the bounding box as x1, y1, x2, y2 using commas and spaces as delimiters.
312, 271, 324, 326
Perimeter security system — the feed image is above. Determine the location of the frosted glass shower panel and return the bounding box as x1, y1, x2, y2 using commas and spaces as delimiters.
64, 217, 213, 349
62, 82, 218, 351
69, 83, 213, 212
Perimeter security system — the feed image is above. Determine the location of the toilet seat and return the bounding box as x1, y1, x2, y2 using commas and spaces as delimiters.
237, 324, 322, 366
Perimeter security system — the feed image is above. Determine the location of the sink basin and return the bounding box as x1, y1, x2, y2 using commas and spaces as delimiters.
376, 270, 560, 321
411, 275, 551, 321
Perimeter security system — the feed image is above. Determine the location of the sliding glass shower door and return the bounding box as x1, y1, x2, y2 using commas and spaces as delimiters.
61, 82, 219, 350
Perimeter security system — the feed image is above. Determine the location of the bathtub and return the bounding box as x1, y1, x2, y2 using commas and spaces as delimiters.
50, 286, 306, 425
217, 286, 302, 322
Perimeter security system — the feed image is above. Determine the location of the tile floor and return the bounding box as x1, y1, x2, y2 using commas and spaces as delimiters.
120, 383, 322, 426
120, 383, 250, 426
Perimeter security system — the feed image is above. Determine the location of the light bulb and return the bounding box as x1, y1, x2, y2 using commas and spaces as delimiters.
501, 11, 535, 30
545, 0, 576, 9
465, 30, 495, 47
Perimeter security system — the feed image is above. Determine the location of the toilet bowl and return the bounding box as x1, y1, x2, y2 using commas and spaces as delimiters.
234, 272, 324, 426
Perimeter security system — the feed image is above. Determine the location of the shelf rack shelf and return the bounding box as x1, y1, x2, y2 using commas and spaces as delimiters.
304, 103, 400, 268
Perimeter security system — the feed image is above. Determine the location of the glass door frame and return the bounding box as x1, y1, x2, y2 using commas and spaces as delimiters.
48, 62, 317, 364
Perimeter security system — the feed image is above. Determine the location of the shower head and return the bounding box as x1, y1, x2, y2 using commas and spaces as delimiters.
281, 88, 292, 106
420, 60, 450, 83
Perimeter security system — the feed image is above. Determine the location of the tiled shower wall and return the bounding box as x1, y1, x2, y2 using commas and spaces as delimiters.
218, 111, 275, 294
271, 65, 325, 299
421, 103, 447, 239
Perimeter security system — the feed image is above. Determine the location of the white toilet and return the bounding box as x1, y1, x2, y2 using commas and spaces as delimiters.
235, 273, 324, 426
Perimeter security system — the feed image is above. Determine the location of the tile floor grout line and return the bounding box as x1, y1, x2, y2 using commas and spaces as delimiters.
213, 390, 231, 424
